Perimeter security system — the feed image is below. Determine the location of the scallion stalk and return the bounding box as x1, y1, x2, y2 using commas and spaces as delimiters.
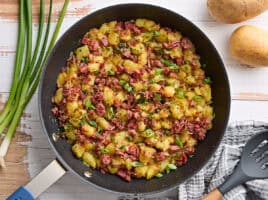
0, 0, 69, 168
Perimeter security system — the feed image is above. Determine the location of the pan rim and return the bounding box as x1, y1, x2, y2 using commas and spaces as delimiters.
38, 2, 231, 196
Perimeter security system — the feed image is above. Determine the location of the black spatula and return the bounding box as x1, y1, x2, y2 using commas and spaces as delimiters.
203, 130, 268, 200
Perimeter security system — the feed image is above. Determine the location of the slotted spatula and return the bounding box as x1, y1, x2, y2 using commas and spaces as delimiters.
202, 130, 268, 200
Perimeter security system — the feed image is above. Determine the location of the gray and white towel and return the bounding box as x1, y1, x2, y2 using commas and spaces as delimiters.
120, 121, 268, 200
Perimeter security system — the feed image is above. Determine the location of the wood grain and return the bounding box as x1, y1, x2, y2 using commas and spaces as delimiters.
0, 0, 91, 22
0, 131, 31, 199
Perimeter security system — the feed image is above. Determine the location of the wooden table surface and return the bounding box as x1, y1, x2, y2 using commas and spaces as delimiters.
0, 0, 268, 199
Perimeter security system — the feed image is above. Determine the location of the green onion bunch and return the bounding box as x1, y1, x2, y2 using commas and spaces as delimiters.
0, 0, 69, 168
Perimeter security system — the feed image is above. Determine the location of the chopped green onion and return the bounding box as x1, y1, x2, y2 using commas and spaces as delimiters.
118, 42, 127, 48
88, 120, 97, 128
154, 68, 163, 75
131, 161, 144, 167
155, 173, 163, 178
119, 79, 126, 86
101, 148, 109, 154
155, 47, 163, 54
84, 98, 95, 110
65, 124, 74, 131
97, 127, 103, 134
167, 163, 177, 170
193, 95, 203, 102
177, 89, 185, 99
176, 136, 183, 148
107, 70, 115, 76
154, 93, 162, 101
81, 56, 89, 63
124, 83, 133, 92
160, 59, 179, 70
204, 77, 212, 84
107, 107, 115, 119
114, 47, 121, 54
144, 129, 155, 138
119, 145, 125, 150
151, 31, 160, 37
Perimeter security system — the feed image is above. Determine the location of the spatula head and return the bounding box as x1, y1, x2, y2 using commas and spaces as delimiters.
241, 130, 268, 179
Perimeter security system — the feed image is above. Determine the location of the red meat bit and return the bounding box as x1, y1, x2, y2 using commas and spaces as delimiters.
81, 37, 89, 45
176, 152, 188, 166
96, 103, 105, 116
127, 119, 137, 129
124, 22, 140, 34
169, 145, 180, 152
127, 145, 140, 159
151, 59, 163, 67
79, 63, 88, 74
101, 154, 111, 165
101, 37, 108, 46
89, 39, 100, 51
176, 57, 184, 65
51, 107, 59, 116
117, 170, 131, 182
164, 41, 181, 49
189, 100, 195, 107
155, 152, 166, 162
116, 22, 123, 31
181, 38, 192, 49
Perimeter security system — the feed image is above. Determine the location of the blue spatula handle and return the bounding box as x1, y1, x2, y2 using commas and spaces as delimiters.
7, 186, 34, 200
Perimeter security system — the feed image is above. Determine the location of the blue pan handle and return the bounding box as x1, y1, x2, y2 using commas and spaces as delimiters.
7, 186, 35, 200
7, 160, 66, 200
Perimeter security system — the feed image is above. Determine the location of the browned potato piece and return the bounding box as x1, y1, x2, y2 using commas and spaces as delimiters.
207, 0, 268, 23
230, 25, 268, 67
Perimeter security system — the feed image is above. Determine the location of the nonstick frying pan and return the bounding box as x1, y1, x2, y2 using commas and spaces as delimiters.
7, 4, 230, 200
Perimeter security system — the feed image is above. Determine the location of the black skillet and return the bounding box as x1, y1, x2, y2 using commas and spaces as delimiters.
7, 4, 230, 200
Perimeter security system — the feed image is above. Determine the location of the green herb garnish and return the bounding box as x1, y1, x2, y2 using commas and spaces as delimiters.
131, 161, 144, 167
176, 136, 183, 148
204, 77, 212, 84
107, 70, 115, 76
119, 79, 126, 86
101, 148, 109, 154
88, 120, 97, 128
155, 173, 163, 178
81, 56, 89, 63
154, 68, 163, 75
119, 145, 125, 150
84, 98, 95, 110
107, 107, 115, 119
167, 163, 177, 170
177, 89, 184, 99
124, 83, 133, 92
193, 95, 203, 102
160, 59, 179, 70
144, 129, 155, 138
154, 93, 162, 101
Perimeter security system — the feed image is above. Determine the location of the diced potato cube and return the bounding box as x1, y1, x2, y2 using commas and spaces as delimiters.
53, 88, 63, 104
81, 124, 96, 137
170, 104, 183, 119
99, 23, 110, 34
123, 59, 142, 73
155, 138, 170, 151
155, 29, 167, 42
76, 45, 90, 61
120, 29, 131, 41
135, 166, 148, 178
138, 121, 146, 131
146, 165, 159, 179
66, 101, 78, 114
138, 52, 147, 66
133, 82, 145, 92
163, 86, 175, 97
72, 143, 85, 158
108, 166, 119, 174
106, 143, 116, 154
103, 87, 114, 106
88, 63, 100, 73
113, 131, 127, 143
57, 72, 67, 87
108, 32, 119, 45
96, 117, 110, 130
84, 141, 95, 151
82, 152, 97, 168
150, 83, 161, 92
131, 43, 145, 54
139, 146, 156, 163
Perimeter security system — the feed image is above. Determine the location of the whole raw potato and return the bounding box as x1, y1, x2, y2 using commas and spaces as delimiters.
207, 0, 268, 23
230, 25, 268, 67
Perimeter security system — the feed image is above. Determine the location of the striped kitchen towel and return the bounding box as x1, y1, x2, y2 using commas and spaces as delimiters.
120, 121, 268, 200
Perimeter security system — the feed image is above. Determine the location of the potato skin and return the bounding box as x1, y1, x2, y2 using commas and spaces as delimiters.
230, 25, 268, 67
207, 0, 268, 23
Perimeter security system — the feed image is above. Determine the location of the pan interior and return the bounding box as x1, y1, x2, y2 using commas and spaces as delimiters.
39, 4, 230, 194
